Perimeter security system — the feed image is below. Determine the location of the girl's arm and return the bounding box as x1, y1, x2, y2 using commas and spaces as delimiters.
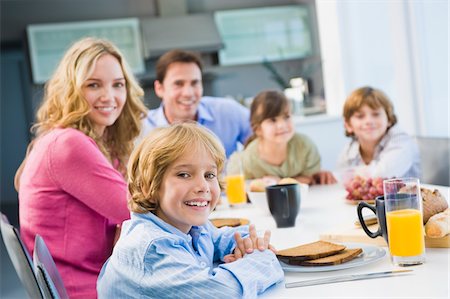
312, 171, 338, 185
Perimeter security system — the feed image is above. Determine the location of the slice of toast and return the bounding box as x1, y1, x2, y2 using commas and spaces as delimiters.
210, 218, 249, 228
297, 248, 363, 266
276, 240, 346, 262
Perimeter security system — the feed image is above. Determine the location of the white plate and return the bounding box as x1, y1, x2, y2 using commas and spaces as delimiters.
279, 242, 386, 272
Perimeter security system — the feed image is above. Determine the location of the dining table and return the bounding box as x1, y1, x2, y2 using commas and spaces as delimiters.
209, 183, 450, 298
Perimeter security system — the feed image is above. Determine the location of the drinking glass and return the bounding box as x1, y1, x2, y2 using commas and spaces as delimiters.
383, 177, 425, 266
225, 159, 246, 206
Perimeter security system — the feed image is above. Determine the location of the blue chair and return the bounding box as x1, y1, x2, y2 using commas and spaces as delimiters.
33, 234, 69, 299
0, 212, 43, 298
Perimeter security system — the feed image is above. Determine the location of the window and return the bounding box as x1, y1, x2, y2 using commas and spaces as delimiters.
27, 18, 145, 84
214, 5, 314, 66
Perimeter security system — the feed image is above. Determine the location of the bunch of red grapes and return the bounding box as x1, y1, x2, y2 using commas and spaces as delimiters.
344, 175, 384, 201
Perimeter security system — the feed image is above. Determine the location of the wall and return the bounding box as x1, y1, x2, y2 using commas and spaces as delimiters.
0, 0, 157, 43
293, 115, 346, 172
0, 50, 33, 224
316, 0, 448, 138
0, 0, 323, 213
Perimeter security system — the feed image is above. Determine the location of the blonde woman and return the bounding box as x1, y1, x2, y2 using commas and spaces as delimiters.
15, 37, 147, 298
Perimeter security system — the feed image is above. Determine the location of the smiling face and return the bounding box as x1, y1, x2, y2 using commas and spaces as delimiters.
156, 145, 220, 233
257, 111, 295, 145
345, 104, 390, 145
82, 54, 126, 136
154, 62, 203, 123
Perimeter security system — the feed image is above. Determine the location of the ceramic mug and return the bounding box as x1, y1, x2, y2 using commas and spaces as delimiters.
265, 183, 301, 228
357, 195, 388, 244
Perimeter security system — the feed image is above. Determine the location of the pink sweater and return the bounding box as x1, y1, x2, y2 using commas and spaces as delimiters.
19, 128, 130, 298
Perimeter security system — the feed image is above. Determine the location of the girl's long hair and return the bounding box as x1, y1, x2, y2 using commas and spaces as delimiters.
244, 90, 290, 147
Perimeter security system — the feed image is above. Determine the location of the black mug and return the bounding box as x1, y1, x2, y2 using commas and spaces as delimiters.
357, 195, 388, 244
265, 184, 301, 228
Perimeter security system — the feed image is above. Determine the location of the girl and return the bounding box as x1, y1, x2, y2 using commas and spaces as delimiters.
15, 37, 147, 298
228, 90, 336, 185
337, 86, 420, 178
97, 123, 283, 298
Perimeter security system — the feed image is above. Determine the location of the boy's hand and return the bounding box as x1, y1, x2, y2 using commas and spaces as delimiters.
223, 224, 277, 263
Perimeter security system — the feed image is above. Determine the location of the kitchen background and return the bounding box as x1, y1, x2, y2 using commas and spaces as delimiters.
0, 1, 448, 296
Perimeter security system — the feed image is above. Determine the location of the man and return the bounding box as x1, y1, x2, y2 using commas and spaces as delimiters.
138, 49, 251, 157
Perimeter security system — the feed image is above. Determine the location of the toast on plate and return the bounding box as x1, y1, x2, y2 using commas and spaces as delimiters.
276, 240, 346, 262
296, 248, 363, 266
210, 218, 249, 228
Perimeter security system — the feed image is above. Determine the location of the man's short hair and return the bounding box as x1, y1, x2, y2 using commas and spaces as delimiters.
155, 49, 203, 82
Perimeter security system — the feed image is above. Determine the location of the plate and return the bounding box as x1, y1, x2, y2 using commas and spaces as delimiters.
279, 243, 386, 272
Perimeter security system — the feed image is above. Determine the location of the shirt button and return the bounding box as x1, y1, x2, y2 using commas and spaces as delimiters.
200, 262, 206, 267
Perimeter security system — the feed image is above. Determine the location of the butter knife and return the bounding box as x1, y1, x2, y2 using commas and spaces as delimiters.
285, 269, 413, 288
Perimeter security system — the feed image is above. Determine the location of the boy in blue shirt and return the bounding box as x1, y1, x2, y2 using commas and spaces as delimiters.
98, 122, 283, 298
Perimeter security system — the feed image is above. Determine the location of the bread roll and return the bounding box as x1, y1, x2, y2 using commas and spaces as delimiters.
249, 177, 279, 192
425, 208, 449, 238
249, 179, 266, 192
278, 177, 299, 185
421, 188, 448, 224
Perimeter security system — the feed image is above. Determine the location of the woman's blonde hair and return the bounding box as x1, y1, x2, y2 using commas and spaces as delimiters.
343, 86, 397, 137
128, 122, 226, 214
32, 37, 147, 172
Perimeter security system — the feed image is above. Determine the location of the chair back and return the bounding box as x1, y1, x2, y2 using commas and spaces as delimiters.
33, 234, 69, 299
0, 212, 43, 298
415, 136, 450, 186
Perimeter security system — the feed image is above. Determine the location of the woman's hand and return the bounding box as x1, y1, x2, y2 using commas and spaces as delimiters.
223, 224, 276, 263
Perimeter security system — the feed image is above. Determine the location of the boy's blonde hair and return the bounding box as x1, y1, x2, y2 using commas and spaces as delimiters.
343, 86, 397, 137
128, 122, 226, 214
33, 37, 147, 172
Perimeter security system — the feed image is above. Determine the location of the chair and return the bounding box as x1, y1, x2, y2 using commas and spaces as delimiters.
415, 136, 450, 186
33, 234, 69, 299
0, 212, 44, 299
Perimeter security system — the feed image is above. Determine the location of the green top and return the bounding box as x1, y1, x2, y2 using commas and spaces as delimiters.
227, 133, 321, 179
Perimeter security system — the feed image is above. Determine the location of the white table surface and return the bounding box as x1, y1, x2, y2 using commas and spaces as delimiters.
210, 184, 450, 298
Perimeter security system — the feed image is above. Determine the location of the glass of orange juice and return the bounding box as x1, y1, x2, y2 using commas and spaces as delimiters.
384, 177, 425, 266
225, 159, 247, 206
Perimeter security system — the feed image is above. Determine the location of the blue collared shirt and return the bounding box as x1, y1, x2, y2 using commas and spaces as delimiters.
97, 212, 284, 299
137, 97, 252, 157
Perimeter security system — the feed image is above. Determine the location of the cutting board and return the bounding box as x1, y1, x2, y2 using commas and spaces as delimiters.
320, 224, 450, 248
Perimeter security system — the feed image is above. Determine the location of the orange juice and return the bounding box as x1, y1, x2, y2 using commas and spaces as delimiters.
386, 209, 425, 256
225, 174, 246, 205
